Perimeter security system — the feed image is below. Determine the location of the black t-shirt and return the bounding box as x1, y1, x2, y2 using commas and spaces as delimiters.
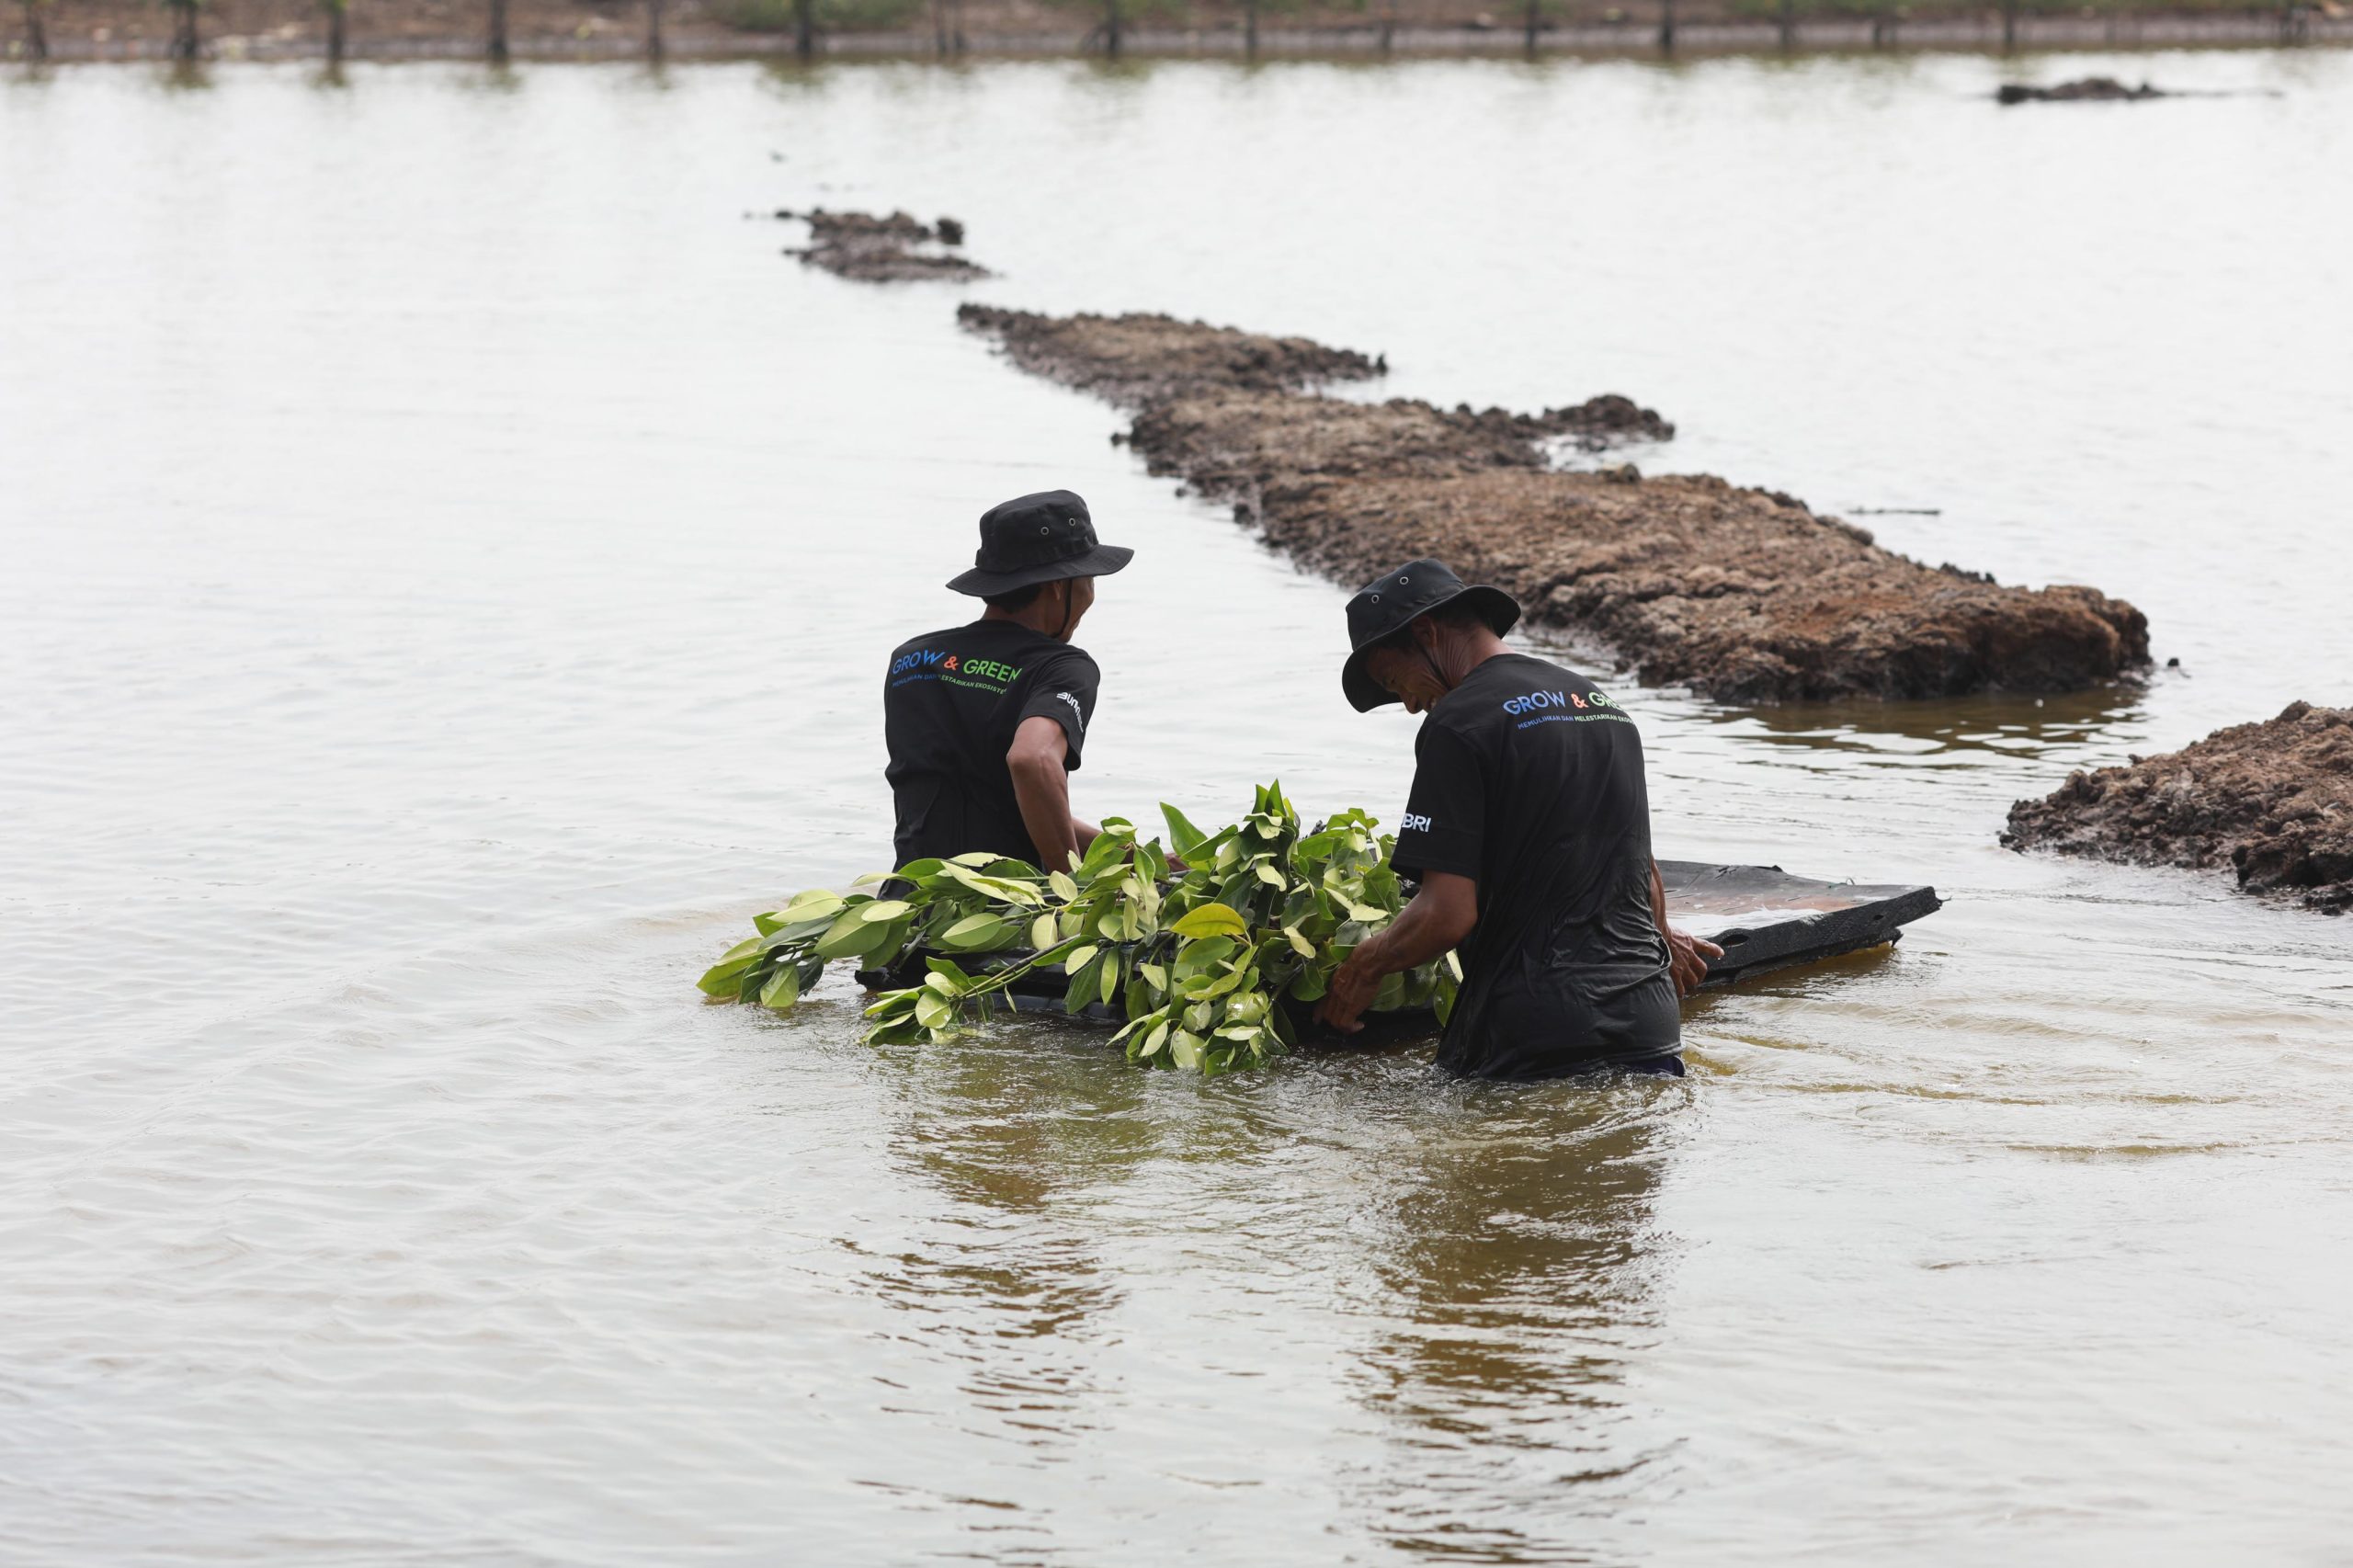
1390, 653, 1679, 1080
882, 619, 1101, 870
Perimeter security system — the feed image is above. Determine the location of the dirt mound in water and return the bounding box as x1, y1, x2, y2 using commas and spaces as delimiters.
1242, 466, 2146, 702
962, 305, 2146, 703
956, 305, 1386, 405
782, 210, 987, 282
1996, 77, 2166, 104
2004, 703, 2353, 914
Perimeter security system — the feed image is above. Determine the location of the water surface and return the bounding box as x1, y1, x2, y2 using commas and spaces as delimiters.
4, 51, 2351, 1565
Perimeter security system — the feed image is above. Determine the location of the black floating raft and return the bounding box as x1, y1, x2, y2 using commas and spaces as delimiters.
1656, 860, 1943, 990
859, 861, 1941, 1038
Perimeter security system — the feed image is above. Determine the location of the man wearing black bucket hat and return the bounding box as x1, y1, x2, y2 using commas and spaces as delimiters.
1315, 558, 1721, 1080
882, 489, 1134, 873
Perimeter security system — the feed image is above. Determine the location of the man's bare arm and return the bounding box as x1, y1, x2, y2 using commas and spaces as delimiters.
1316, 871, 1479, 1034
1006, 715, 1083, 871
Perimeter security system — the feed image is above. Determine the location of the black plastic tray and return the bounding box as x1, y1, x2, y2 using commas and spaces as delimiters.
1655, 859, 1944, 988
857, 859, 1940, 1035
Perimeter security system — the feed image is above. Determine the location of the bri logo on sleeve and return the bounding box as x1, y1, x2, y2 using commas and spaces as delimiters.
1501, 686, 1630, 728
1401, 812, 1434, 833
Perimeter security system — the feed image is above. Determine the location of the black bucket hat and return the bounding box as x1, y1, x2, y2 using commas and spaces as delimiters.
946, 489, 1135, 597
1340, 558, 1521, 712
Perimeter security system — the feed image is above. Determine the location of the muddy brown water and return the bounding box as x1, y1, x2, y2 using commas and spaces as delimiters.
4, 52, 2351, 1565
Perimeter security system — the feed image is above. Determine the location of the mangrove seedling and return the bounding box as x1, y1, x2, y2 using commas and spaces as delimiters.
699, 781, 1459, 1076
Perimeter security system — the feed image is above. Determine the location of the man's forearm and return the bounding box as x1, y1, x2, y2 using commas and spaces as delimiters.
1350, 895, 1464, 982
1011, 762, 1081, 871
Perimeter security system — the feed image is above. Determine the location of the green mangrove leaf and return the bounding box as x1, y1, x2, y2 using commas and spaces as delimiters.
696, 956, 756, 997
1169, 903, 1248, 941
938, 913, 1015, 951
1063, 952, 1105, 1015
1161, 802, 1209, 858
758, 965, 802, 1010
813, 910, 881, 960
863, 988, 920, 1019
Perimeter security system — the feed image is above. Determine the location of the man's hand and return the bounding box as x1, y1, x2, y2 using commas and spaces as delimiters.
1313, 872, 1478, 1038
1315, 950, 1382, 1035
1665, 926, 1723, 998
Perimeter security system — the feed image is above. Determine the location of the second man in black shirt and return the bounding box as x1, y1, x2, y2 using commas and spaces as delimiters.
882, 489, 1132, 873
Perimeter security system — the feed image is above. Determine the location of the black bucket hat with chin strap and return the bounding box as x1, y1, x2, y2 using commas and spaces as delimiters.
946, 489, 1134, 597
1340, 558, 1521, 712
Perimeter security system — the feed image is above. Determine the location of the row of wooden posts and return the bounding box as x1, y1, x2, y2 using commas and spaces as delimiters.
6, 0, 659, 62
8, 0, 2322, 65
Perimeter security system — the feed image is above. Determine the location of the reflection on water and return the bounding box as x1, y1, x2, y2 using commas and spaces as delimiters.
1354, 1091, 1679, 1562
1697, 687, 2151, 763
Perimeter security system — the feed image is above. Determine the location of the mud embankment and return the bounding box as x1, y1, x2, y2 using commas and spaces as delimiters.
781, 210, 987, 282
1995, 76, 2168, 104
958, 303, 2148, 704
2004, 703, 2353, 914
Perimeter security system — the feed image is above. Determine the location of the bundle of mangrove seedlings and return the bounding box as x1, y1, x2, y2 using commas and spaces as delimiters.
698, 783, 1459, 1074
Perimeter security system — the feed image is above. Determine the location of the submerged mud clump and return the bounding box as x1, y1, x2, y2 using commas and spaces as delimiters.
964, 304, 2145, 703
2003, 703, 2353, 914
1996, 77, 2167, 104
957, 305, 1386, 406
782, 210, 988, 282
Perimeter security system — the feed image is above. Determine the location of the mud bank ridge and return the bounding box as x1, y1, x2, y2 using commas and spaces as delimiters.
1995, 75, 2169, 103
2004, 703, 2353, 914
957, 302, 2149, 704
780, 210, 987, 281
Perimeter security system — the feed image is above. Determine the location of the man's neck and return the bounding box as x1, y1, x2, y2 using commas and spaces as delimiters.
1434, 628, 1510, 691
979, 603, 1063, 641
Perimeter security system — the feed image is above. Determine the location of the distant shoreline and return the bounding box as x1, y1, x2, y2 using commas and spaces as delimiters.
15, 0, 2349, 65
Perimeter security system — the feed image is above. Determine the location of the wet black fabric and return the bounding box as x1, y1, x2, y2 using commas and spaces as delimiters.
883, 619, 1100, 869
1389, 653, 1680, 1081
